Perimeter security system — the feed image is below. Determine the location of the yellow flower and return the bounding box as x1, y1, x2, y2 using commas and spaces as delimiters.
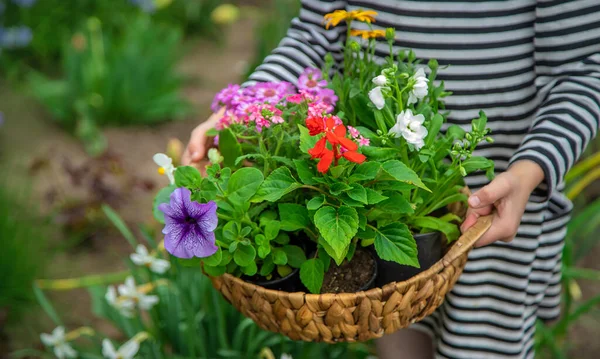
323, 9, 378, 29
350, 29, 386, 40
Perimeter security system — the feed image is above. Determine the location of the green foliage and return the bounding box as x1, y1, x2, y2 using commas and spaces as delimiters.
29, 16, 191, 155
0, 176, 48, 323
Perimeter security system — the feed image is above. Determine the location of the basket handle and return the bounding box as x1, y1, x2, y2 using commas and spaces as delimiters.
441, 215, 493, 266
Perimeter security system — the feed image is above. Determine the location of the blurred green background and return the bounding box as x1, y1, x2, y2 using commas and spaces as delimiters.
0, 1, 599, 358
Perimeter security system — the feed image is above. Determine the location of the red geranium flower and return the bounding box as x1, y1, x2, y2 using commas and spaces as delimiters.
306, 116, 366, 173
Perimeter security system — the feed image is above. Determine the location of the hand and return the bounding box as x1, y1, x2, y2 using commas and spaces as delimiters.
181, 108, 225, 166
460, 160, 545, 247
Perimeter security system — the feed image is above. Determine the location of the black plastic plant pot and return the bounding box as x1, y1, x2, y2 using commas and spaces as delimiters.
375, 231, 442, 287
358, 251, 378, 292
247, 267, 302, 292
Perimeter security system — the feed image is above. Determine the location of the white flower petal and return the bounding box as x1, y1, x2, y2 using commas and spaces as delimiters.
372, 75, 387, 86
138, 294, 159, 310
118, 339, 140, 359
150, 259, 171, 274
40, 333, 55, 346
166, 171, 175, 185
102, 339, 118, 359
105, 286, 117, 305
136, 244, 149, 256
130, 253, 147, 266
368, 86, 386, 110
152, 153, 172, 168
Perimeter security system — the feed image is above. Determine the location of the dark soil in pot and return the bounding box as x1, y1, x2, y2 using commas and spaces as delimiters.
321, 249, 377, 293
375, 231, 443, 287
245, 267, 302, 292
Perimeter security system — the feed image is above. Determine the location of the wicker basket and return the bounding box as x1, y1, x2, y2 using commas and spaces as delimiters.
210, 212, 492, 343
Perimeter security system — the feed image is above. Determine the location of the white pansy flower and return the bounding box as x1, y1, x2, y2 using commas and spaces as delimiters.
40, 327, 77, 359
102, 338, 140, 359
372, 74, 388, 86
368, 86, 386, 110
106, 277, 159, 317
389, 110, 428, 150
153, 153, 175, 185
407, 68, 429, 105
105, 285, 136, 317
130, 244, 171, 274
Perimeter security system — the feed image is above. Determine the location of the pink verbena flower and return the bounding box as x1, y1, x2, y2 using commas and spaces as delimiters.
251, 82, 295, 104
298, 68, 327, 95
347, 126, 360, 139
211, 84, 241, 112
245, 103, 284, 132
358, 136, 370, 147
316, 88, 338, 112
215, 110, 239, 130
308, 101, 331, 117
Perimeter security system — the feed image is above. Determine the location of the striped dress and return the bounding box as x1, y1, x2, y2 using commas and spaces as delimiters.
245, 1, 600, 358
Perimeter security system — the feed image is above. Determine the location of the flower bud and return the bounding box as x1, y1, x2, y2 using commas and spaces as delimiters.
459, 166, 467, 177
372, 75, 388, 86
349, 40, 361, 52
376, 129, 383, 135
465, 133, 472, 141
208, 148, 224, 165
485, 136, 495, 143
385, 28, 396, 42
324, 53, 334, 66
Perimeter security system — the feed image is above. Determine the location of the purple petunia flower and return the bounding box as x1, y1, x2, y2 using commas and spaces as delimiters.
159, 188, 218, 259
251, 82, 295, 104
316, 88, 338, 112
211, 84, 241, 112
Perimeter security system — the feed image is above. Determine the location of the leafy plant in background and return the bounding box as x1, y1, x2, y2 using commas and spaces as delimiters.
29, 16, 191, 155
0, 173, 48, 340
535, 151, 600, 359
14, 207, 373, 359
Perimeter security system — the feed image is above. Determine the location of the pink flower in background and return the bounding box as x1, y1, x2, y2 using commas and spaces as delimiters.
287, 94, 304, 104
215, 110, 239, 130
211, 84, 241, 112
316, 88, 338, 112
298, 68, 327, 95
308, 102, 329, 117
358, 136, 370, 147
347, 126, 360, 138
252, 82, 295, 104
245, 103, 284, 131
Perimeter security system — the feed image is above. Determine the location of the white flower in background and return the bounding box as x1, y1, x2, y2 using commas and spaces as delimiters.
372, 74, 388, 86
130, 244, 171, 274
281, 354, 293, 359
389, 110, 428, 150
105, 277, 159, 317
40, 326, 77, 359
102, 338, 140, 359
153, 153, 175, 185
207, 148, 224, 165
369, 86, 386, 110
407, 68, 429, 105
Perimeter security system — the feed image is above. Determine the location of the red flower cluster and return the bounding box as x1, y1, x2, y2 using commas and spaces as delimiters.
306, 116, 366, 173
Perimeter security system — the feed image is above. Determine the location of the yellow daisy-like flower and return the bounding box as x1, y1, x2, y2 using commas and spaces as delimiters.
350, 29, 386, 40
323, 9, 378, 29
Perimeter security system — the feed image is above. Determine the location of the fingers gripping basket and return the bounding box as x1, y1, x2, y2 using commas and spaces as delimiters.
209, 211, 492, 343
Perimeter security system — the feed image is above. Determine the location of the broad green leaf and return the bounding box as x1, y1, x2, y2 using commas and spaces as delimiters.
282, 245, 307, 268
277, 265, 293, 278
300, 259, 325, 294
330, 165, 345, 178
241, 261, 258, 276
227, 167, 264, 205
222, 222, 239, 242
365, 188, 388, 204
203, 247, 223, 266
299, 124, 319, 153
264, 220, 281, 241
412, 216, 461, 242
272, 248, 288, 265
200, 178, 217, 201
233, 243, 256, 267
318, 246, 331, 272
447, 125, 466, 140
260, 256, 275, 276
293, 159, 317, 185
426, 114, 444, 147
377, 193, 414, 214
256, 234, 270, 259
330, 182, 352, 195
462, 157, 495, 176
373, 223, 419, 267
307, 195, 326, 210
203, 264, 227, 276
252, 167, 301, 202
381, 160, 430, 192
349, 162, 381, 182
219, 128, 243, 168
153, 185, 176, 224
278, 203, 310, 231
314, 206, 358, 263
428, 193, 468, 214
347, 183, 368, 204
272, 156, 295, 167
361, 147, 398, 161
174, 166, 202, 188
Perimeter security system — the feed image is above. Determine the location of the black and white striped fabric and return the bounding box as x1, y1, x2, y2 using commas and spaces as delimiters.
246, 1, 600, 358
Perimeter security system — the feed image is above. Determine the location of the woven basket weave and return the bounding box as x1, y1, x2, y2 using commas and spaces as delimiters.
210, 210, 492, 343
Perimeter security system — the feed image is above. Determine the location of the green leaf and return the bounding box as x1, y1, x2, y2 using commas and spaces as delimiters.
278, 203, 310, 231
153, 185, 176, 224
349, 162, 381, 182
293, 159, 317, 185
373, 223, 419, 267
329, 165, 345, 178
272, 156, 295, 167
347, 183, 368, 204
272, 248, 288, 265
256, 234, 270, 259
227, 167, 264, 206
260, 256, 275, 276
318, 247, 331, 272
307, 195, 326, 211
233, 243, 256, 267
200, 179, 217, 201
447, 125, 466, 140
222, 222, 239, 242
277, 265, 293, 278
361, 147, 398, 161
426, 114, 444, 147
203, 247, 223, 266
219, 128, 243, 168
378, 193, 414, 214
203, 264, 227, 277
330, 182, 352, 195
381, 160, 430, 192
252, 167, 301, 202
300, 259, 325, 294
174, 166, 202, 189
365, 188, 388, 204
299, 124, 319, 154
264, 220, 281, 241
283, 245, 307, 268
462, 156, 495, 176
314, 206, 358, 263
412, 216, 461, 242
241, 261, 258, 276
234, 153, 265, 166
428, 193, 468, 213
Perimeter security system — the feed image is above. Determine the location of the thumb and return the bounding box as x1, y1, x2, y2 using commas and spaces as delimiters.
468, 174, 511, 208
